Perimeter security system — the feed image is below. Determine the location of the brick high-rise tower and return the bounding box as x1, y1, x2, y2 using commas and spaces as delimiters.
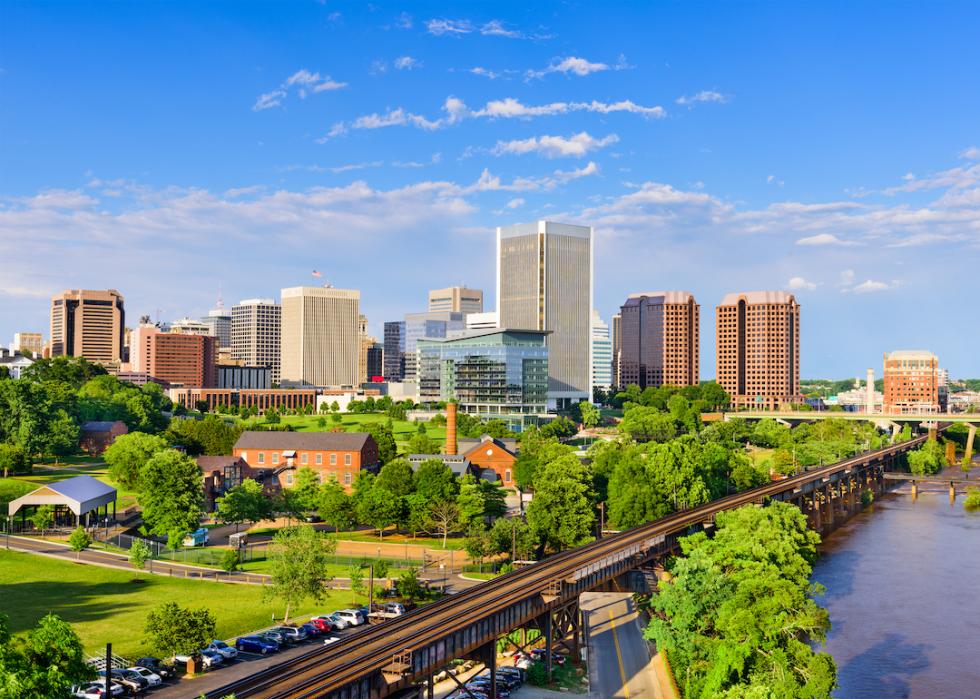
618, 291, 699, 388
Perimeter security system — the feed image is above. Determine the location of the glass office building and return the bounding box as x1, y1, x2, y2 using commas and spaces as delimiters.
417, 329, 549, 431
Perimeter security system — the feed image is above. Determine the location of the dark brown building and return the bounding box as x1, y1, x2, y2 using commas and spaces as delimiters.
618, 291, 699, 389
79, 421, 129, 456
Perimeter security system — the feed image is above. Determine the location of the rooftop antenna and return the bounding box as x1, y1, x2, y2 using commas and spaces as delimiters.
216, 284, 224, 310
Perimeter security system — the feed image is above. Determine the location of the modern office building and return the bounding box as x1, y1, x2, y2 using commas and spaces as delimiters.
280, 286, 360, 387
618, 292, 699, 389
217, 364, 271, 390
201, 300, 232, 349
591, 310, 613, 392
611, 313, 622, 388
383, 321, 406, 381
170, 316, 211, 336
466, 311, 499, 331
497, 220, 593, 409
428, 286, 484, 314
11, 332, 43, 357
131, 324, 217, 387
883, 350, 940, 413
231, 298, 281, 385
716, 291, 800, 410
366, 342, 383, 381
402, 311, 466, 381
417, 329, 549, 431
50, 289, 126, 364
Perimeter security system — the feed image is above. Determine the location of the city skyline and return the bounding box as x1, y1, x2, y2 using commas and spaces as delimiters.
2, 3, 979, 377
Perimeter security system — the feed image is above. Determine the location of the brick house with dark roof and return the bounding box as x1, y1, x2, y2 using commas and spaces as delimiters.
197, 455, 253, 511
79, 420, 129, 456
232, 431, 380, 491
457, 435, 519, 487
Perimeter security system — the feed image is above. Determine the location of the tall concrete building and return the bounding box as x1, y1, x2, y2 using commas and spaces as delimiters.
132, 324, 217, 387
231, 298, 281, 384
428, 286, 484, 314
280, 286, 360, 388
619, 292, 699, 389
357, 314, 380, 385
883, 350, 940, 413
201, 299, 232, 349
383, 321, 406, 381
591, 310, 613, 392
611, 313, 622, 388
12, 332, 43, 357
50, 289, 125, 364
716, 291, 800, 410
497, 220, 593, 409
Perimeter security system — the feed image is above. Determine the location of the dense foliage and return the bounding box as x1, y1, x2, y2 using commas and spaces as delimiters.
0, 612, 93, 697
907, 439, 946, 476
264, 525, 338, 622
646, 503, 836, 698
144, 602, 217, 659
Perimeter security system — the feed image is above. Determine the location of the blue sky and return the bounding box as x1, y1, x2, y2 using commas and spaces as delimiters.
1, 1, 978, 378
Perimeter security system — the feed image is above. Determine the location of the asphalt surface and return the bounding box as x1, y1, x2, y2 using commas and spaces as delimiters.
582, 591, 662, 699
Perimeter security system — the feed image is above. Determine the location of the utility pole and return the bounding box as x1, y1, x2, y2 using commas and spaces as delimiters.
104, 643, 112, 695
368, 564, 374, 612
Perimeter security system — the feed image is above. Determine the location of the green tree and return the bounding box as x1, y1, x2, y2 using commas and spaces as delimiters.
457, 475, 507, 528
397, 568, 427, 602
43, 410, 79, 463
355, 482, 404, 538
20, 355, 107, 387
908, 439, 946, 476
407, 431, 440, 455
377, 458, 415, 496
579, 401, 601, 428
68, 527, 92, 559
129, 538, 152, 575
0, 612, 94, 697
347, 563, 366, 606
216, 479, 272, 531
264, 525, 337, 622
526, 454, 595, 551
413, 459, 459, 501
144, 602, 217, 661
318, 477, 357, 532
138, 449, 204, 539
0, 442, 31, 477
618, 406, 677, 443
330, 400, 340, 412
367, 423, 398, 464
293, 467, 323, 512
428, 500, 461, 548
220, 548, 241, 572
30, 505, 54, 535
489, 516, 536, 562
103, 432, 169, 489
264, 407, 280, 424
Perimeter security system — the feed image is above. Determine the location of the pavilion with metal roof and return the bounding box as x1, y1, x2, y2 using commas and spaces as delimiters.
7, 475, 117, 528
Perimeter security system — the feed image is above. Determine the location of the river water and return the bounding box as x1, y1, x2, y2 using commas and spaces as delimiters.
811, 487, 980, 698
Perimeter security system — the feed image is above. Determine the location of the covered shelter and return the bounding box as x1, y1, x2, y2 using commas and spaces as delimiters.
7, 475, 117, 529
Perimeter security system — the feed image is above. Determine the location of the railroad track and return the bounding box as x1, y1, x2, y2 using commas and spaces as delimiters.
210, 434, 928, 699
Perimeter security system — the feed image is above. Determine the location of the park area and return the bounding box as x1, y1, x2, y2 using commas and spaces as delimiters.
0, 548, 364, 658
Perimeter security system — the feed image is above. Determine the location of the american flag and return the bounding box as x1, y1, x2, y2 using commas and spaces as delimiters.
312, 270, 322, 278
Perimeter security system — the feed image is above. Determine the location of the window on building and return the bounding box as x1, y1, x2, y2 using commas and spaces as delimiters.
301, 453, 308, 465
344, 454, 352, 466
330, 454, 337, 465
257, 452, 265, 464
272, 453, 279, 465
316, 453, 322, 465
344, 472, 352, 485
505, 469, 512, 483
285, 473, 293, 485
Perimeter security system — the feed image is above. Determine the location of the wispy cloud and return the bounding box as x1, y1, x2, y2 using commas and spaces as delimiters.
852, 279, 896, 293
675, 90, 728, 106
320, 97, 664, 139
796, 233, 856, 246
525, 56, 609, 80
327, 161, 385, 174
506, 197, 525, 209
252, 69, 347, 111
491, 132, 619, 158
960, 146, 980, 160
394, 56, 421, 70
425, 18, 550, 40
787, 276, 817, 291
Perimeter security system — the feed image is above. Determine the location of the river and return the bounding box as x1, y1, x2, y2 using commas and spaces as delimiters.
811, 487, 980, 698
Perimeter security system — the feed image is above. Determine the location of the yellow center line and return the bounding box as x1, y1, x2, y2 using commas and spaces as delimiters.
609, 607, 631, 699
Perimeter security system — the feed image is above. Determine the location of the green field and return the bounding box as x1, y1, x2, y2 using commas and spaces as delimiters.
239, 412, 447, 452
0, 549, 365, 658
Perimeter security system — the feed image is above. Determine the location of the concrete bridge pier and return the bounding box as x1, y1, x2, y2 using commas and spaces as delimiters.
950, 482, 957, 505
965, 424, 977, 468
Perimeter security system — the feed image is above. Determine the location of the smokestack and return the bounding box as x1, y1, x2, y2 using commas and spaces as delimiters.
445, 402, 457, 455
866, 368, 875, 414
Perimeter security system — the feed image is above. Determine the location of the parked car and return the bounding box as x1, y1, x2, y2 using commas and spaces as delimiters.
272, 625, 309, 643
134, 657, 175, 680
308, 616, 334, 632
325, 613, 350, 630
334, 609, 365, 627
72, 682, 126, 698
199, 649, 224, 669
528, 648, 566, 665
182, 527, 209, 547
97, 669, 147, 694
299, 622, 322, 638
206, 640, 238, 660
129, 666, 163, 686
235, 635, 279, 655
256, 631, 284, 649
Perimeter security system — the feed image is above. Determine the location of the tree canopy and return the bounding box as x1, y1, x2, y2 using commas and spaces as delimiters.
0, 612, 94, 697
264, 525, 337, 622
138, 449, 204, 544
104, 432, 169, 488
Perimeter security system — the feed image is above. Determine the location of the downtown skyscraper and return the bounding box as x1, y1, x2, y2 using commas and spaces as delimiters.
497, 221, 593, 409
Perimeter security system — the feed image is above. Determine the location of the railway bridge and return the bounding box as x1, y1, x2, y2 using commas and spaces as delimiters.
209, 433, 933, 699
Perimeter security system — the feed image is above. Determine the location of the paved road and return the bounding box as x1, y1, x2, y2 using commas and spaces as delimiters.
582, 592, 662, 699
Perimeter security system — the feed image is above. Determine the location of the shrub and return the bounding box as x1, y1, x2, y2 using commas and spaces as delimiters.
220, 548, 241, 572
965, 488, 980, 512
860, 489, 874, 506
526, 661, 549, 686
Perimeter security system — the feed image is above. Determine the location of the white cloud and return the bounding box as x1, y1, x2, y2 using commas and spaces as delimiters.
425, 18, 548, 39
393, 56, 421, 70
787, 276, 817, 291
960, 146, 980, 160
506, 198, 525, 209
395, 12, 412, 29
526, 56, 609, 80
327, 161, 384, 174
839, 269, 856, 286
480, 20, 521, 38
852, 279, 892, 293
253, 69, 346, 111
462, 162, 600, 194
676, 90, 728, 106
796, 233, 855, 246
492, 132, 619, 158
470, 67, 503, 79
425, 18, 473, 35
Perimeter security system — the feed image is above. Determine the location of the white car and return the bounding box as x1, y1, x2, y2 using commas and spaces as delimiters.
206, 640, 239, 660
325, 613, 350, 630
129, 666, 163, 686
73, 683, 126, 698
335, 609, 364, 626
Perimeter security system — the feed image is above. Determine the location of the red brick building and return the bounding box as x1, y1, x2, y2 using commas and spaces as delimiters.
79, 421, 129, 456
232, 431, 379, 491
883, 350, 940, 413
457, 435, 518, 486
132, 325, 217, 387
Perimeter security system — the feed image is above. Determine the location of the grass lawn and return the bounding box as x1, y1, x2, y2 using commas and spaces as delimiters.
8, 459, 141, 510
0, 549, 365, 659
746, 446, 775, 465
0, 479, 35, 511
333, 530, 467, 550
233, 412, 447, 452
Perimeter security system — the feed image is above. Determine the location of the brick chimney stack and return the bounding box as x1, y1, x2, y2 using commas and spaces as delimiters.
445, 402, 457, 455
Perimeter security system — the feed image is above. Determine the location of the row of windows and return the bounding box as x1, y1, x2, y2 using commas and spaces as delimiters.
242, 451, 352, 466
284, 471, 353, 485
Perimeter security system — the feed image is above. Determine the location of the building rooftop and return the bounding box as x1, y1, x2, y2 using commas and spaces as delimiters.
885, 350, 938, 360
80, 420, 126, 432
719, 290, 797, 306
234, 431, 373, 451
624, 291, 696, 305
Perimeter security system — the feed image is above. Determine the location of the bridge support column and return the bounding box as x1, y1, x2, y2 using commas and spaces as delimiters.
823, 484, 834, 528
950, 483, 956, 505
811, 491, 822, 531
481, 638, 498, 699
965, 424, 977, 470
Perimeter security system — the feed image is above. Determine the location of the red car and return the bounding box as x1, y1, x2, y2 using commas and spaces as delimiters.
309, 616, 334, 632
